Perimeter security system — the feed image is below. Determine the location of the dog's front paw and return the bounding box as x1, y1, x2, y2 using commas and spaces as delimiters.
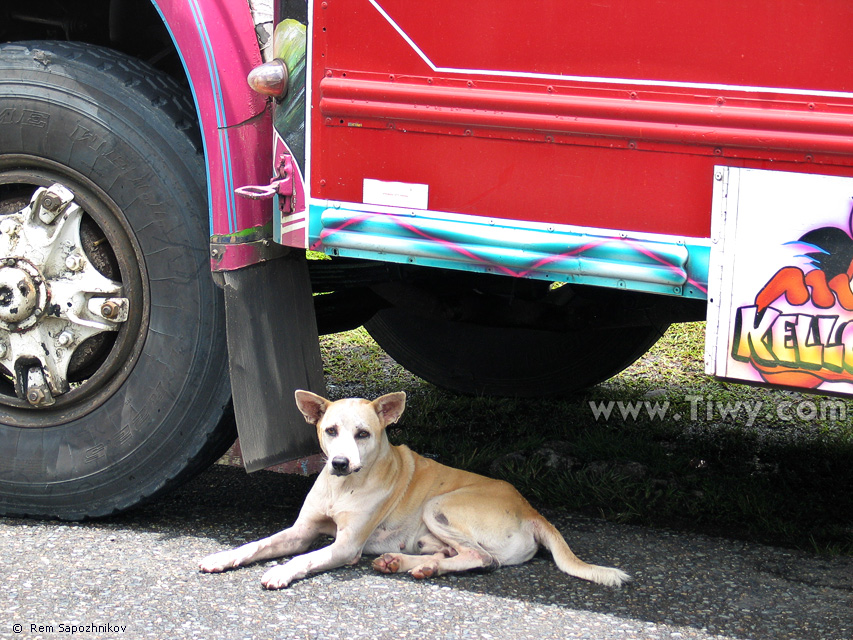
199, 549, 243, 573
372, 553, 401, 574
261, 564, 295, 589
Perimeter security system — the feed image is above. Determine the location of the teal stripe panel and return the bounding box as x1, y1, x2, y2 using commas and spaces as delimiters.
313, 206, 709, 299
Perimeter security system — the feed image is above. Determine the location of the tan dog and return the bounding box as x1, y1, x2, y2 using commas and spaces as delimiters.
199, 391, 630, 589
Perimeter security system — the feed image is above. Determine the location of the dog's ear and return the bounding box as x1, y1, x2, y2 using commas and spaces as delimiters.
372, 391, 406, 427
294, 390, 331, 424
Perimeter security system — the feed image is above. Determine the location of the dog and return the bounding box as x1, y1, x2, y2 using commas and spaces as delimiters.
199, 390, 630, 589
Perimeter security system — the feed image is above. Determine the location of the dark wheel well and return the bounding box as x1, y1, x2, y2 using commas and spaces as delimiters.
0, 0, 188, 87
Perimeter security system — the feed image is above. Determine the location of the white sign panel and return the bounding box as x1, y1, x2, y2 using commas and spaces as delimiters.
707, 167, 853, 394
363, 179, 429, 210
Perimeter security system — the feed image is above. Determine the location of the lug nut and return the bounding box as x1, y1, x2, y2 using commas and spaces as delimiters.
24, 365, 55, 407
36, 184, 75, 225
100, 301, 120, 319
91, 298, 128, 323
27, 387, 45, 405
57, 331, 74, 347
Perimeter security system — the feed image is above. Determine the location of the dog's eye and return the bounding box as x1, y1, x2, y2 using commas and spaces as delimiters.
355, 430, 370, 440
325, 427, 338, 437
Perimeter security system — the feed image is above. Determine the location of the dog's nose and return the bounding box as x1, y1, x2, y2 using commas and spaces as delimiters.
331, 456, 350, 474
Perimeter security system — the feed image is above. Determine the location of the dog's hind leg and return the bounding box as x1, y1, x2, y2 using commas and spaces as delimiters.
410, 546, 496, 578
373, 545, 494, 578
373, 551, 446, 575
373, 493, 506, 579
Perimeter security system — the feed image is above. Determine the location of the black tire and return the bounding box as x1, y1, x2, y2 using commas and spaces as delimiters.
0, 42, 234, 518
365, 308, 666, 397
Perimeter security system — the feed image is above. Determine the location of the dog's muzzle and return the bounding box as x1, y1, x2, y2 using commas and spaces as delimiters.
330, 456, 361, 476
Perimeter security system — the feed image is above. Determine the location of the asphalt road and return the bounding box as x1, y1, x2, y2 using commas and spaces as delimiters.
1, 464, 851, 640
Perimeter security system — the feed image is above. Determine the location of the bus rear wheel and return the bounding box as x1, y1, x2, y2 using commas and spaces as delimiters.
0, 42, 234, 519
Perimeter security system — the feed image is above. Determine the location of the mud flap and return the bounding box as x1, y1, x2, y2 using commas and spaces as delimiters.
221, 252, 325, 471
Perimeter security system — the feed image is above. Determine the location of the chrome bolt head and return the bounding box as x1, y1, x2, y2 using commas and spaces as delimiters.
65, 254, 85, 271
57, 331, 74, 347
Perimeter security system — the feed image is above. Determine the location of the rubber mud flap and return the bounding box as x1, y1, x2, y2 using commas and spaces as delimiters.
222, 252, 325, 471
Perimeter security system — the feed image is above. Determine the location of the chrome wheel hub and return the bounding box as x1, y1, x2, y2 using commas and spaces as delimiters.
0, 184, 129, 406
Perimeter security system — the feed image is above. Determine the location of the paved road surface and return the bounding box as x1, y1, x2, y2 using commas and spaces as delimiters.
2, 465, 851, 640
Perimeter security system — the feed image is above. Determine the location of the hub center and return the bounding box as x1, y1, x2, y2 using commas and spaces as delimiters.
0, 259, 48, 331
0, 266, 38, 323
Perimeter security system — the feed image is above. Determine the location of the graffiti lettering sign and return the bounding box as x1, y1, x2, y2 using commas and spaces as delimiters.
707, 167, 853, 394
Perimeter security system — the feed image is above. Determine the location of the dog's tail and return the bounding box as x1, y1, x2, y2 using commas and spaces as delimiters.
533, 517, 630, 587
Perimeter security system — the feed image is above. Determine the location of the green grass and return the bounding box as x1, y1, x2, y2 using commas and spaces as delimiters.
319, 322, 853, 555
